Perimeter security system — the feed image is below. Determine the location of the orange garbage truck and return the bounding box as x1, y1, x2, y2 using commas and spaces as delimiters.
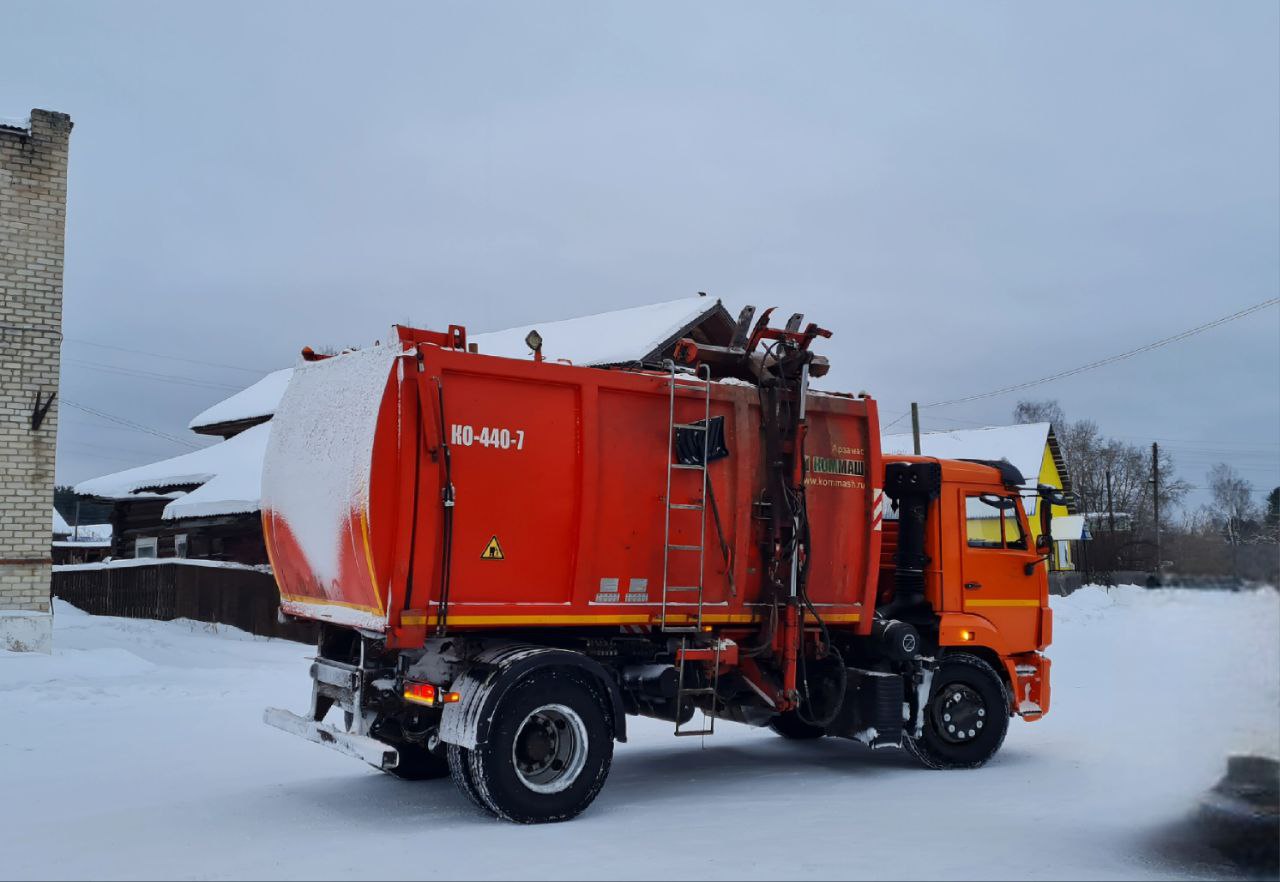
262, 307, 1057, 823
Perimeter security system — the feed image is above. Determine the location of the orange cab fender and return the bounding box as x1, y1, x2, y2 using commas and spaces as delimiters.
438, 644, 627, 750
936, 612, 1019, 711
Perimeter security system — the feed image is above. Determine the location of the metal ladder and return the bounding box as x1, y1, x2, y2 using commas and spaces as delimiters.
674, 637, 720, 737
659, 361, 712, 634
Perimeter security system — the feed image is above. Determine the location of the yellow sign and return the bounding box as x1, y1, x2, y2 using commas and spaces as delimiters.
480, 535, 505, 560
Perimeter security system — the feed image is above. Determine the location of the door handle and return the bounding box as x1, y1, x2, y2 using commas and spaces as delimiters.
964, 581, 982, 590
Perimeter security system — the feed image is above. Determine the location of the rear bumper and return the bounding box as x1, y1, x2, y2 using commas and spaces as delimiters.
264, 707, 400, 771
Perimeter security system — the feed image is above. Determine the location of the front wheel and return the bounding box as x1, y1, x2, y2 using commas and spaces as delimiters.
458, 671, 613, 823
904, 652, 1009, 770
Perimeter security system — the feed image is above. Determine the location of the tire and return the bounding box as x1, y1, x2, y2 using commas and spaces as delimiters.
447, 743, 491, 813
904, 652, 1010, 770
463, 671, 613, 824
384, 741, 450, 780
769, 710, 827, 740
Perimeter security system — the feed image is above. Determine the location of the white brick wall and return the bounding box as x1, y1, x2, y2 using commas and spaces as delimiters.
0, 109, 71, 614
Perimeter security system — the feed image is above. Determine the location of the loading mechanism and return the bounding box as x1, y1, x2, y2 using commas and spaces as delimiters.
665, 307, 938, 745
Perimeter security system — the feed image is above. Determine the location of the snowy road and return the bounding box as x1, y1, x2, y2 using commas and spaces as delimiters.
2, 587, 1276, 880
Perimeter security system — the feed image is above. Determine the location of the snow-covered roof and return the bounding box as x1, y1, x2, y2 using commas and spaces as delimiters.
75, 423, 272, 521
470, 295, 727, 367
883, 423, 1052, 484
52, 511, 113, 542
0, 115, 31, 133
185, 297, 728, 433
188, 368, 293, 434
67, 523, 113, 542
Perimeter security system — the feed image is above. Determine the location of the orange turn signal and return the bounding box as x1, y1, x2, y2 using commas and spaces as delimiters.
960, 629, 974, 642
443, 691, 461, 703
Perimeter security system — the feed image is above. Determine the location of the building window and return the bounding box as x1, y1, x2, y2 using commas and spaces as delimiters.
135, 537, 158, 559
174, 534, 188, 558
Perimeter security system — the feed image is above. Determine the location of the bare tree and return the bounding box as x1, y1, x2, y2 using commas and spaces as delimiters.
1049, 416, 1188, 532
1012, 399, 1066, 428
1207, 463, 1257, 533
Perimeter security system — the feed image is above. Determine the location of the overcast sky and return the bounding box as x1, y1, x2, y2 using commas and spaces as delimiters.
5, 1, 1278, 513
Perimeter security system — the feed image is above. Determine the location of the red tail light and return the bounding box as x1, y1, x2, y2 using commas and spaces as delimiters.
404, 682, 436, 706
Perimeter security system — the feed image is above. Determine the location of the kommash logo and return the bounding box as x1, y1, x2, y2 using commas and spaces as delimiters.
805, 456, 865, 477
804, 452, 866, 489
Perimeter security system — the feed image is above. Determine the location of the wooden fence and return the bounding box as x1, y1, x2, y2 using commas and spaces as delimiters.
52, 562, 317, 643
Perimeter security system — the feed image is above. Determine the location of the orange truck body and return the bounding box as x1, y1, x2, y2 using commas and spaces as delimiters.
264, 337, 882, 645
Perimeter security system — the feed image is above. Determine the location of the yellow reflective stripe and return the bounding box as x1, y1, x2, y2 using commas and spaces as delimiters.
280, 594, 384, 614
358, 510, 382, 612
398, 611, 862, 626
401, 613, 654, 627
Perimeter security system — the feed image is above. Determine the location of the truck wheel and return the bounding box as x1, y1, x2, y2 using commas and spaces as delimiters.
447, 743, 491, 813
463, 671, 613, 823
385, 742, 450, 780
904, 652, 1009, 770
769, 710, 826, 740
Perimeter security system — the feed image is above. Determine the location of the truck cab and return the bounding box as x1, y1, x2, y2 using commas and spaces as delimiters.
880, 456, 1052, 727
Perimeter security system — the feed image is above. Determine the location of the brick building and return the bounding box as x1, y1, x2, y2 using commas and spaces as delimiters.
1, 109, 72, 652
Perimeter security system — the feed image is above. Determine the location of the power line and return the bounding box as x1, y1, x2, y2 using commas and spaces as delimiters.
64, 359, 244, 392
62, 399, 203, 450
921, 297, 1279, 409
64, 337, 275, 375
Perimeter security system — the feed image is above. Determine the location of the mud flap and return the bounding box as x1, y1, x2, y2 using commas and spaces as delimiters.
264, 707, 400, 771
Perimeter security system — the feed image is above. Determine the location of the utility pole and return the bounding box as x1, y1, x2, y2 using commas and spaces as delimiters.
1151, 442, 1161, 581
1105, 467, 1116, 535
911, 402, 921, 455
1106, 467, 1117, 575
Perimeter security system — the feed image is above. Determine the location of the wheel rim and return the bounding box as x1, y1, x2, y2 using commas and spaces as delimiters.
930, 683, 988, 744
511, 703, 589, 794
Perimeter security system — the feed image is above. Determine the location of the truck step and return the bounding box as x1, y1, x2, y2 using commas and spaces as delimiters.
667, 544, 702, 552
674, 728, 715, 737
669, 463, 705, 471
668, 503, 704, 510
672, 423, 708, 431
664, 586, 702, 593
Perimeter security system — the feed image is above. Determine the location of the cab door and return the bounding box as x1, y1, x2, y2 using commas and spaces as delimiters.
959, 490, 1043, 653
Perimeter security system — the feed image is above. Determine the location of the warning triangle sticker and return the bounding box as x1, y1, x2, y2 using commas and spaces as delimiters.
480, 536, 505, 560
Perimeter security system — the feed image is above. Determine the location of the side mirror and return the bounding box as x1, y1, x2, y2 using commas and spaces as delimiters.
1036, 533, 1052, 554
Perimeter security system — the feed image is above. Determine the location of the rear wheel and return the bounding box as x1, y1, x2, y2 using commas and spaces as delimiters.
769, 710, 827, 740
904, 652, 1009, 770
461, 672, 613, 823
447, 743, 490, 811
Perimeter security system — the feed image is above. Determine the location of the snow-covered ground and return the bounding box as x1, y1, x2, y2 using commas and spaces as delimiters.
2, 587, 1276, 881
